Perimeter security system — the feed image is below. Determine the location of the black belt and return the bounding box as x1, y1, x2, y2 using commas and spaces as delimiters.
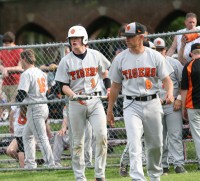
78, 92, 101, 96
126, 94, 157, 101
89, 92, 101, 96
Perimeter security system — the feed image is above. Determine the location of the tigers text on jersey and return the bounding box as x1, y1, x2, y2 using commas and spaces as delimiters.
55, 48, 110, 94
18, 67, 48, 102
108, 47, 170, 97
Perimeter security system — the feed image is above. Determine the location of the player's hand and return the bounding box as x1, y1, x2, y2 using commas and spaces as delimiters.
57, 127, 66, 136
182, 108, 188, 122
165, 94, 174, 104
173, 99, 182, 111
107, 111, 115, 128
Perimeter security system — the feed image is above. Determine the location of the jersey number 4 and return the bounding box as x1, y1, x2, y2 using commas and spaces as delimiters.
37, 77, 46, 93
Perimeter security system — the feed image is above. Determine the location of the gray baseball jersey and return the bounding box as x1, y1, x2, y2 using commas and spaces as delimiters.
109, 47, 170, 96
158, 56, 183, 100
55, 48, 110, 94
18, 67, 48, 102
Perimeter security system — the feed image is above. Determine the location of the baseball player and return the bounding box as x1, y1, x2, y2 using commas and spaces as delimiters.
55, 25, 111, 181
8, 106, 26, 168
16, 49, 55, 168
107, 22, 174, 181
119, 39, 157, 177
154, 37, 187, 174
181, 43, 200, 171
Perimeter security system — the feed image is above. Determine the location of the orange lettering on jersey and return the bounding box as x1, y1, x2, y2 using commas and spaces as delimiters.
122, 70, 129, 79
151, 68, 156, 77
37, 77, 46, 93
79, 69, 85, 78
122, 67, 157, 80
76, 70, 80, 79
145, 68, 151, 77
127, 69, 133, 79
90, 67, 95, 76
145, 79, 153, 90
138, 68, 145, 77
85, 68, 90, 77
132, 68, 138, 78
69, 67, 98, 80
69, 72, 76, 80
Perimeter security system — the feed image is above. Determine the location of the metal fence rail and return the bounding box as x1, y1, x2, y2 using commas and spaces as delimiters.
0, 29, 199, 171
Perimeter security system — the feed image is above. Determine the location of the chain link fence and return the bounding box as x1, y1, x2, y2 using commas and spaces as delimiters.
0, 29, 199, 171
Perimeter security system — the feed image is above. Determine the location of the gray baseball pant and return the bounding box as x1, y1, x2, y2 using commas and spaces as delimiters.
123, 98, 163, 181
69, 98, 107, 181
187, 109, 200, 165
23, 104, 55, 168
162, 105, 184, 168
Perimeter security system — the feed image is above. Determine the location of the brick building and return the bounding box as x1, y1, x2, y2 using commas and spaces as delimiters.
0, 0, 199, 44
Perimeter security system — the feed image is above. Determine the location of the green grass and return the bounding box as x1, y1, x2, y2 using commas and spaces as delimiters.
0, 165, 199, 181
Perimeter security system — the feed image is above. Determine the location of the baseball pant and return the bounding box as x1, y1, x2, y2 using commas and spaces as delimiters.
69, 98, 107, 181
120, 143, 130, 166
187, 109, 200, 165
123, 97, 163, 181
162, 105, 184, 168
120, 141, 146, 166
23, 104, 55, 168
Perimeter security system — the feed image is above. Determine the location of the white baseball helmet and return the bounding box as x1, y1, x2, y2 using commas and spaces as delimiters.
68, 25, 88, 45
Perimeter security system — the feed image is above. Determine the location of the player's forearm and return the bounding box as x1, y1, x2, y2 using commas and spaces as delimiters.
178, 45, 187, 65
107, 82, 121, 113
166, 36, 177, 57
181, 90, 188, 110
166, 47, 175, 57
162, 76, 174, 97
62, 85, 75, 97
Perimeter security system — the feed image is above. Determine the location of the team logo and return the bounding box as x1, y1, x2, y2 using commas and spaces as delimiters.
70, 29, 75, 34
156, 40, 161, 45
145, 79, 152, 90
126, 25, 131, 31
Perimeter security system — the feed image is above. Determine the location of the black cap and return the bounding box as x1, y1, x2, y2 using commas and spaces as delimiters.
190, 43, 200, 57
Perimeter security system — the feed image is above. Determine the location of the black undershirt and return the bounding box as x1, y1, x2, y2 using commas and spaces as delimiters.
73, 50, 87, 60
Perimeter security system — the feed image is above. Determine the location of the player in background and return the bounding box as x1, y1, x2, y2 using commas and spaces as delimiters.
55, 25, 111, 181
8, 106, 26, 168
107, 22, 174, 181
154, 37, 187, 174
16, 49, 55, 169
181, 43, 200, 171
